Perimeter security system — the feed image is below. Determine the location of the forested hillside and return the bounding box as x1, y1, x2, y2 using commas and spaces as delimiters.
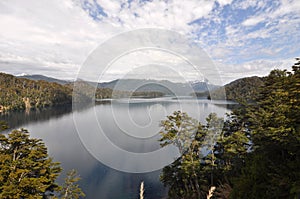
20, 74, 70, 85
208, 76, 265, 101
0, 73, 72, 112
0, 73, 165, 112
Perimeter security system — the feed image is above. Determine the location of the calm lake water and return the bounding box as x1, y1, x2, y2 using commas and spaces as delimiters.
0, 98, 234, 199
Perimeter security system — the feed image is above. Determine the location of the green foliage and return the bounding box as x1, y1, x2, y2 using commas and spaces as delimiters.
59, 169, 85, 199
160, 58, 300, 199
159, 111, 245, 199
0, 121, 8, 131
215, 110, 250, 177
0, 128, 85, 199
231, 59, 300, 199
159, 111, 200, 154
209, 76, 264, 101
0, 129, 62, 198
0, 72, 165, 112
95, 87, 164, 99
159, 111, 208, 199
0, 73, 72, 112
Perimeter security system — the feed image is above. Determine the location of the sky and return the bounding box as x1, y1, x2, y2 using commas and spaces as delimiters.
0, 0, 299, 84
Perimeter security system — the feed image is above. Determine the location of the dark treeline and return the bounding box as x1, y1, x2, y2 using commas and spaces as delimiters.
0, 106, 72, 130
193, 76, 265, 101
208, 76, 265, 101
0, 73, 165, 112
159, 58, 300, 199
95, 87, 164, 99
191, 76, 265, 102
0, 73, 72, 112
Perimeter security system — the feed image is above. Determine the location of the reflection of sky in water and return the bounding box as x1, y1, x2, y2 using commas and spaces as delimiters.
0, 99, 231, 199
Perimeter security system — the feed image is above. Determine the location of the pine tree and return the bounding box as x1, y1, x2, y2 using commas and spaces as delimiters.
0, 129, 62, 199
59, 169, 85, 199
231, 59, 300, 198
0, 121, 8, 131
159, 59, 300, 199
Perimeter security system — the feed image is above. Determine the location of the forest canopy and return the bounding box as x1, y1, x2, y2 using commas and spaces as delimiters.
0, 127, 85, 199
159, 58, 300, 199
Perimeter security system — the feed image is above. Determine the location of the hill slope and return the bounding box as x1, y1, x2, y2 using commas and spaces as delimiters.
0, 73, 72, 112
19, 74, 70, 85
0, 72, 265, 112
209, 76, 265, 101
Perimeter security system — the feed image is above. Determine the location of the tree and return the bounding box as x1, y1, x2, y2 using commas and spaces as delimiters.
159, 111, 207, 199
159, 111, 231, 199
231, 60, 300, 198
213, 109, 250, 184
0, 121, 8, 131
0, 129, 62, 199
159, 111, 200, 155
159, 59, 300, 199
59, 169, 85, 199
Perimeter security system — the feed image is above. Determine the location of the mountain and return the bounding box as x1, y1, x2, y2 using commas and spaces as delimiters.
98, 79, 219, 96
18, 74, 70, 85
0, 71, 267, 112
16, 74, 220, 95
208, 76, 265, 101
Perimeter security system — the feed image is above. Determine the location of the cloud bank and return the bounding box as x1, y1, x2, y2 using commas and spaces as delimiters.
0, 0, 299, 83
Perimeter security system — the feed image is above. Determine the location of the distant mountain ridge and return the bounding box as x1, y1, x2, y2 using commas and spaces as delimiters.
1, 72, 220, 112
18, 74, 264, 101
98, 79, 220, 95
20, 74, 266, 101
19, 74, 220, 95
0, 72, 265, 113
19, 74, 70, 85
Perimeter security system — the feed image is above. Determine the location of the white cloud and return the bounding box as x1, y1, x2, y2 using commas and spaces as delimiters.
233, 0, 258, 10
0, 0, 220, 80
208, 0, 300, 65
102, 49, 202, 82
216, 58, 295, 84
97, 0, 121, 16
216, 0, 233, 6
0, 0, 299, 83
0, 0, 120, 79
97, 0, 216, 33
242, 16, 264, 26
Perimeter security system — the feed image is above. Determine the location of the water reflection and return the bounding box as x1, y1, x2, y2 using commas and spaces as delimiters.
0, 106, 72, 130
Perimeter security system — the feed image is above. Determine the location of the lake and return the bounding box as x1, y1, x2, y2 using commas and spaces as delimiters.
0, 98, 234, 199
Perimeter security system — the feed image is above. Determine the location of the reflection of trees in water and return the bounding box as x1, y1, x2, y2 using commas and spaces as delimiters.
214, 103, 239, 110
0, 105, 72, 130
